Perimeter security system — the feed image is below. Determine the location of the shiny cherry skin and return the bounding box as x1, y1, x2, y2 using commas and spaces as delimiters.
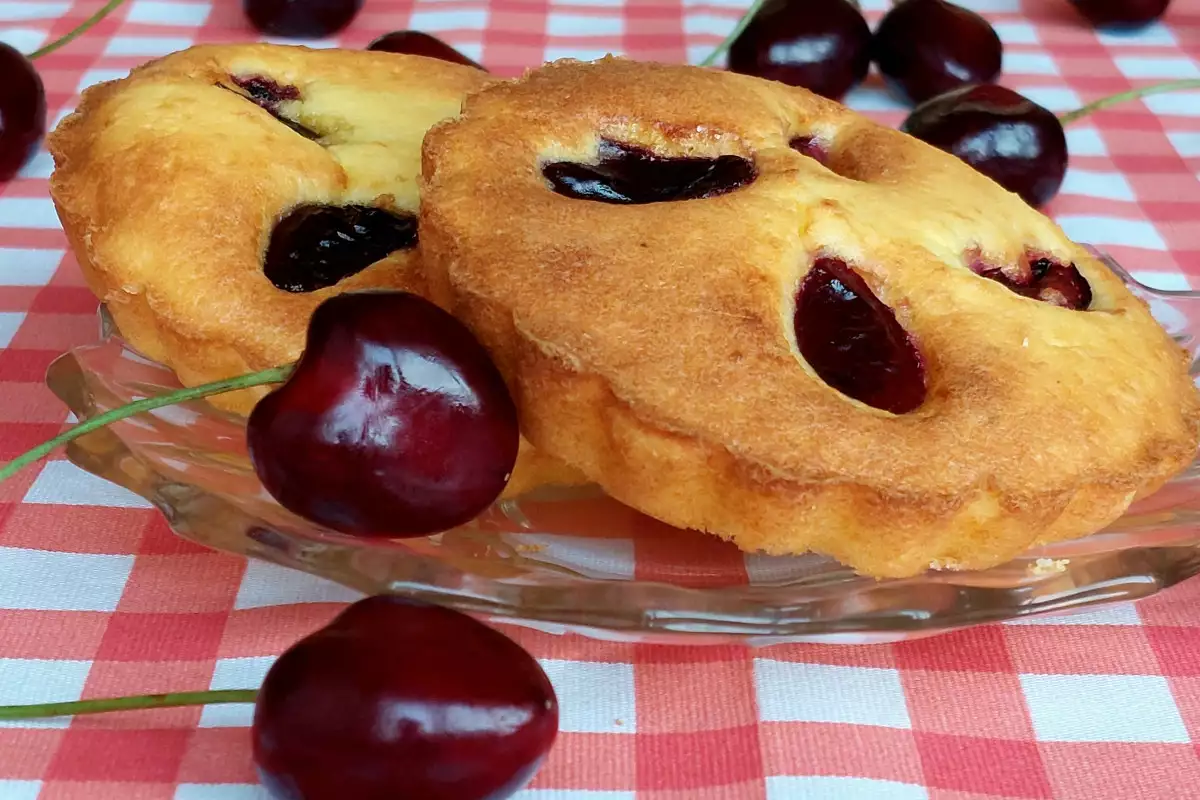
726, 0, 871, 100
367, 31, 486, 71
872, 0, 1002, 105
247, 291, 520, 538
253, 595, 559, 800
243, 0, 363, 37
0, 43, 46, 183
901, 84, 1067, 208
794, 257, 925, 414
1070, 0, 1170, 30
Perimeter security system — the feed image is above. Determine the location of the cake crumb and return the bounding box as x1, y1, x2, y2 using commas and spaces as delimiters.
1030, 557, 1069, 575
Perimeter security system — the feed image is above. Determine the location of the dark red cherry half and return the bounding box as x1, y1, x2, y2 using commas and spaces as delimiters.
971, 255, 1092, 310
0, 43, 46, 183
247, 291, 520, 537
243, 0, 363, 37
264, 204, 417, 293
872, 0, 1003, 105
1070, 0, 1170, 30
543, 140, 756, 203
726, 0, 871, 100
901, 84, 1067, 208
253, 595, 559, 800
795, 257, 926, 413
367, 31, 486, 71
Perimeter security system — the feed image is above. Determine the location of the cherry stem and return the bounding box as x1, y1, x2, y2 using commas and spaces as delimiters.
0, 689, 258, 720
0, 363, 293, 484
698, 0, 770, 67
28, 0, 130, 60
1059, 79, 1200, 126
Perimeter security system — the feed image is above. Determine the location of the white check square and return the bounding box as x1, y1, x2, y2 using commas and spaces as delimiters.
755, 660, 911, 729
0, 658, 91, 729
1003, 52, 1059, 76
1065, 127, 1108, 156
200, 657, 277, 728
175, 785, 271, 800
104, 36, 195, 57
0, 781, 42, 800
234, 561, 363, 609
24, 461, 153, 508
1020, 673, 1189, 743
1056, 216, 1167, 250
0, 312, 23, 348
548, 13, 623, 36
0, 548, 134, 612
127, 0, 211, 25
1060, 169, 1135, 201
766, 776, 929, 800
1115, 56, 1200, 80
539, 659, 635, 733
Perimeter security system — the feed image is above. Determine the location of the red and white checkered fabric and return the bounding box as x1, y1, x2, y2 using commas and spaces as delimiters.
2, 0, 1200, 797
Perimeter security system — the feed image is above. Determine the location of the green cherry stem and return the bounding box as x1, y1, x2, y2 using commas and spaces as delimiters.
28, 0, 130, 60
0, 689, 258, 720
0, 363, 293, 484
698, 0, 771, 67
1059, 78, 1200, 126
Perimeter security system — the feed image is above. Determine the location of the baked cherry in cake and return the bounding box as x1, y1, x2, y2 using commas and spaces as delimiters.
47, 43, 583, 499
420, 58, 1200, 578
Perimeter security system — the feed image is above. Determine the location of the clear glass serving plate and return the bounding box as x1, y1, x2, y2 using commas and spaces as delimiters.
44, 251, 1200, 645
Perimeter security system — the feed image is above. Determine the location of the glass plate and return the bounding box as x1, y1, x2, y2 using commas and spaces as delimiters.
44, 250, 1200, 645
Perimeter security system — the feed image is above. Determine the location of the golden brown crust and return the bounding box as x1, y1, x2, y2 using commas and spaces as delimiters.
420, 57, 1200, 577
48, 43, 587, 497
49, 43, 489, 411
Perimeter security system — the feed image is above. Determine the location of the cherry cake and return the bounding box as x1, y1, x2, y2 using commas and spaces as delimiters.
47, 43, 582, 497
419, 58, 1200, 578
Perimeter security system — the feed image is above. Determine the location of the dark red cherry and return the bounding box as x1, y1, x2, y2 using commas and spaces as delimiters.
972, 255, 1092, 310
872, 0, 1002, 105
264, 205, 417, 293
543, 140, 756, 203
902, 84, 1067, 208
367, 31, 486, 71
247, 291, 520, 537
253, 595, 559, 800
0, 43, 46, 183
243, 0, 362, 37
726, 0, 871, 100
794, 256, 925, 414
1070, 0, 1170, 30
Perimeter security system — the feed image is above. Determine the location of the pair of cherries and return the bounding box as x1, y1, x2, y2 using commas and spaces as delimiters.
725, 0, 1172, 106
726, 0, 1002, 105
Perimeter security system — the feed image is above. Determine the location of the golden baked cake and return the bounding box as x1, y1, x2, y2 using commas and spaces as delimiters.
48, 43, 582, 496
420, 57, 1200, 578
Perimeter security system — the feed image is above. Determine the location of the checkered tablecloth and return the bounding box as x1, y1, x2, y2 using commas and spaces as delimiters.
2, 0, 1200, 798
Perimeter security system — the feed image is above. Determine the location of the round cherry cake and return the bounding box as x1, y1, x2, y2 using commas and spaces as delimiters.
47, 43, 581, 497
419, 58, 1200, 578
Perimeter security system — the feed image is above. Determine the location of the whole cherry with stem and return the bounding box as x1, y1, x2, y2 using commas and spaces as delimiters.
0, 0, 129, 183
1, 290, 521, 541
901, 78, 1200, 207
0, 595, 560, 800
